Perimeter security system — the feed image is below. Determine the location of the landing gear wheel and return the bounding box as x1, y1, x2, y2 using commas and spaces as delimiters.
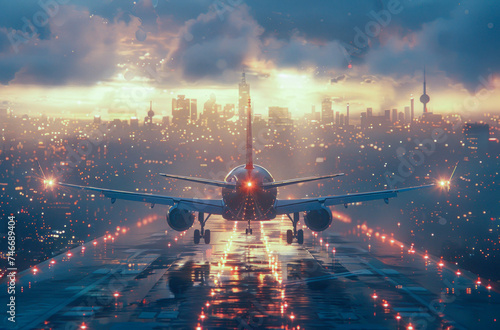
194, 229, 201, 244
297, 229, 304, 245
249, 228, 253, 235
204, 229, 211, 244
286, 229, 293, 244
245, 228, 248, 235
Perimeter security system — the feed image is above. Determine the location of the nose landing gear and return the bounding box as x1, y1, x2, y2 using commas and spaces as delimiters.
286, 212, 304, 244
245, 219, 253, 235
194, 212, 211, 244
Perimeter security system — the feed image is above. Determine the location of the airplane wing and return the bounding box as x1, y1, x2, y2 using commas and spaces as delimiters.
262, 173, 345, 188
58, 182, 224, 214
274, 184, 435, 214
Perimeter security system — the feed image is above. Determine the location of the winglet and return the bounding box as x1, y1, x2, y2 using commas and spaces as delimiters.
245, 97, 254, 170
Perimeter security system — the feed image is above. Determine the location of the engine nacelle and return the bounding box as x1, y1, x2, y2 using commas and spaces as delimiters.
304, 206, 332, 232
166, 206, 195, 232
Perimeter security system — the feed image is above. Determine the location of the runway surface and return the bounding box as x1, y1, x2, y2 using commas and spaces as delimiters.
2, 214, 499, 329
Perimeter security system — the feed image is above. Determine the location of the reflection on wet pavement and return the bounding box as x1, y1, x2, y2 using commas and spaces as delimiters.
4, 214, 499, 329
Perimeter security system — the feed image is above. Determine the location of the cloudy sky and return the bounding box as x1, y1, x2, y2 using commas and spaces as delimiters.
0, 0, 499, 119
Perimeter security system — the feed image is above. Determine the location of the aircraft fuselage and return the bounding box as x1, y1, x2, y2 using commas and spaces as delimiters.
222, 165, 277, 220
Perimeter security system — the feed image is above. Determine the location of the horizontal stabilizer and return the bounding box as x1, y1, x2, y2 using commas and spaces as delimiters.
159, 173, 236, 189
262, 173, 344, 188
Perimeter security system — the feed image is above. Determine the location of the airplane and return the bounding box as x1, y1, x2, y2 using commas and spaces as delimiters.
56, 99, 455, 245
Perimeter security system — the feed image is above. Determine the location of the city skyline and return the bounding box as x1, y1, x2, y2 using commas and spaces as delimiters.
1, 1, 500, 118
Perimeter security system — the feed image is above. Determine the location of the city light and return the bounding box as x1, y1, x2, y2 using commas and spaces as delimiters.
1, 2, 498, 329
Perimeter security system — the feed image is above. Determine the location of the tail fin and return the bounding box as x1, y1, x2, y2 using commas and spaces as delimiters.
245, 98, 254, 169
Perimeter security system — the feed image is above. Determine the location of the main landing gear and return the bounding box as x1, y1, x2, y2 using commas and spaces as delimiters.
286, 212, 304, 245
194, 212, 211, 244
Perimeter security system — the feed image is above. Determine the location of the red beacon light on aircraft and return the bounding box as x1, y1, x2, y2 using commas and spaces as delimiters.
456, 269, 461, 276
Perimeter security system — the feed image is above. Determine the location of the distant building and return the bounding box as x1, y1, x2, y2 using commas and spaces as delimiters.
367, 108, 373, 117
203, 94, 219, 125
335, 111, 340, 126
93, 115, 101, 125
238, 73, 250, 122
145, 101, 155, 126
384, 110, 390, 122
360, 112, 367, 127
172, 95, 190, 125
162, 116, 170, 127
268, 106, 293, 145
346, 103, 350, 126
268, 106, 291, 127
190, 99, 197, 121
130, 117, 139, 129
404, 106, 410, 123
392, 109, 398, 123
410, 97, 414, 122
398, 111, 405, 123
420, 68, 430, 113
321, 98, 334, 123
463, 123, 489, 153
223, 104, 235, 119
340, 113, 345, 126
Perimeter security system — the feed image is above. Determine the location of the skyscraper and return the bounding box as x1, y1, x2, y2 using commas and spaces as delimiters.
238, 73, 250, 122
367, 108, 373, 117
145, 101, 155, 126
384, 110, 390, 121
335, 111, 340, 125
463, 123, 489, 153
404, 106, 410, 124
346, 103, 350, 126
420, 68, 430, 113
392, 108, 398, 123
321, 98, 334, 123
190, 99, 197, 121
410, 96, 414, 122
172, 95, 190, 125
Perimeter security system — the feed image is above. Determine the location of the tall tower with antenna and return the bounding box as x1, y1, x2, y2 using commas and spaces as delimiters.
238, 72, 250, 124
147, 100, 155, 125
420, 67, 430, 114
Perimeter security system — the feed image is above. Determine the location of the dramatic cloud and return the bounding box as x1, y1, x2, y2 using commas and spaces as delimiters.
0, 7, 138, 85
1, 0, 499, 116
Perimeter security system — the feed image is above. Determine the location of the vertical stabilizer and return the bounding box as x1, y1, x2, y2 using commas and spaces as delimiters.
245, 98, 254, 169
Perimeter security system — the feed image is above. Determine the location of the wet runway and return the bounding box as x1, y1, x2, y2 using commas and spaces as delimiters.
2, 214, 499, 329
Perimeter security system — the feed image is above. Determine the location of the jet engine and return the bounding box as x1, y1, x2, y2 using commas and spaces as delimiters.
166, 206, 195, 232
304, 206, 332, 232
